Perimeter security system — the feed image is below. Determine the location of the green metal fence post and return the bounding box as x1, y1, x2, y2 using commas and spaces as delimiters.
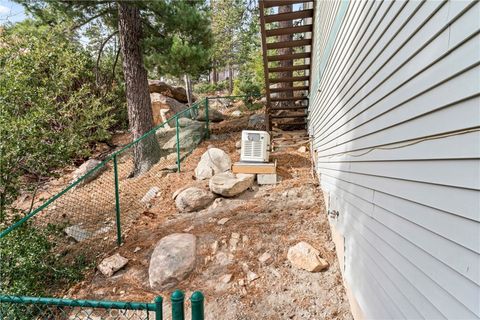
171, 290, 184, 320
175, 116, 181, 173
190, 291, 204, 320
205, 98, 210, 139
154, 296, 163, 320
113, 155, 122, 246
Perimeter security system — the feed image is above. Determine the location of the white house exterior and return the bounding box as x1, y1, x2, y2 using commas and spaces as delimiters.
307, 1, 480, 319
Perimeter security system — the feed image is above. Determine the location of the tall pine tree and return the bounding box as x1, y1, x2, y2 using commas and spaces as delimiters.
16, 0, 212, 176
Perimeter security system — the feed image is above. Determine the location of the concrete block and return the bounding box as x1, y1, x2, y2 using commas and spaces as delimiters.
257, 173, 277, 185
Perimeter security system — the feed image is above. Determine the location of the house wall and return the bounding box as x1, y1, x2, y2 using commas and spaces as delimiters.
308, 1, 480, 319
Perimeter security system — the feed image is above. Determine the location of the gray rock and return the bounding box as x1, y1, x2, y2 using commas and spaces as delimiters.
149, 233, 196, 290
194, 148, 232, 180
231, 110, 242, 117
174, 187, 215, 212
287, 241, 329, 272
71, 159, 106, 186
98, 253, 128, 277
247, 271, 259, 282
162, 127, 204, 150
248, 114, 266, 127
217, 217, 229, 225
209, 172, 255, 197
141, 187, 160, 204
64, 225, 92, 242
196, 108, 225, 122
259, 252, 273, 265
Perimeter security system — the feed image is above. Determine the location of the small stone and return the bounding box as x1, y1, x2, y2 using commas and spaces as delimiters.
238, 279, 245, 286
133, 247, 141, 253
242, 235, 249, 244
217, 217, 230, 225
258, 252, 273, 265
247, 271, 259, 282
231, 110, 242, 117
183, 226, 194, 232
235, 140, 241, 149
98, 253, 128, 277
211, 241, 219, 255
220, 274, 233, 284
64, 224, 92, 242
141, 187, 160, 204
287, 241, 329, 272
229, 233, 240, 252
297, 146, 307, 153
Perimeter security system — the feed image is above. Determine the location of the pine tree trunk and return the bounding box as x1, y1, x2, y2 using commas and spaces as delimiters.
118, 2, 161, 176
278, 5, 293, 107
228, 63, 233, 94
184, 74, 193, 105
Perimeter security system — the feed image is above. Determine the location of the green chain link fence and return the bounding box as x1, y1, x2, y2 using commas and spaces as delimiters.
0, 95, 260, 320
0, 290, 204, 320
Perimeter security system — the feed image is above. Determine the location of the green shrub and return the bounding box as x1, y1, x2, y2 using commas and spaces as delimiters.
0, 21, 125, 219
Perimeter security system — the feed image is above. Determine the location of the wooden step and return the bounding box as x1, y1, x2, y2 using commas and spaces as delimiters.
263, 0, 313, 8
266, 38, 311, 50
264, 9, 314, 23
270, 86, 309, 92
271, 105, 308, 110
266, 25, 313, 37
270, 114, 306, 119
270, 76, 309, 83
275, 121, 307, 126
268, 64, 310, 72
267, 52, 310, 62
271, 96, 308, 102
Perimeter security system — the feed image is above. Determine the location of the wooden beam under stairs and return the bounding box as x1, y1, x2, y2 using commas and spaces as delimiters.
265, 25, 313, 37
270, 76, 309, 83
263, 0, 313, 8
270, 86, 309, 92
264, 9, 314, 23
266, 39, 311, 50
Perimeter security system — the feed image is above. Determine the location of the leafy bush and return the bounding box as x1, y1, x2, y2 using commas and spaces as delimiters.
0, 222, 85, 296
194, 80, 229, 95
233, 77, 261, 97
0, 21, 125, 219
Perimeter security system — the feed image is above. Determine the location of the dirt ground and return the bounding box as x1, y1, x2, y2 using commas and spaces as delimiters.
10, 106, 352, 319
61, 118, 352, 319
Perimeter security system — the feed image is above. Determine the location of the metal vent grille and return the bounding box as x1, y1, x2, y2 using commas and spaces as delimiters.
243, 140, 263, 158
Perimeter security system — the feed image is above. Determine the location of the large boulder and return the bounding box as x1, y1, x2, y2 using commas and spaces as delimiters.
196, 108, 225, 122
287, 241, 329, 272
209, 172, 255, 197
148, 80, 189, 103
149, 233, 196, 290
248, 114, 266, 128
162, 126, 205, 150
151, 93, 188, 126
70, 159, 106, 186
194, 148, 232, 180
174, 187, 215, 212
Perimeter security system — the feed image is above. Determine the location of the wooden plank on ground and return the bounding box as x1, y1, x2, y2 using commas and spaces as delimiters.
232, 162, 277, 174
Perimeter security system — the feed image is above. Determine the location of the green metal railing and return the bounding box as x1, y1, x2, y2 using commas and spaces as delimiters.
0, 290, 204, 320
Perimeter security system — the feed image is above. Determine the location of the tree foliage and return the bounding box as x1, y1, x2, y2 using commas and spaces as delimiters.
0, 21, 123, 219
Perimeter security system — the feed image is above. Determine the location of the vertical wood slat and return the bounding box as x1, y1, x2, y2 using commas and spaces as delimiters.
259, 0, 272, 131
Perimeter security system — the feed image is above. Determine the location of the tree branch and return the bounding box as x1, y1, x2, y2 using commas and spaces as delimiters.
111, 45, 121, 83
96, 31, 118, 86
70, 9, 110, 31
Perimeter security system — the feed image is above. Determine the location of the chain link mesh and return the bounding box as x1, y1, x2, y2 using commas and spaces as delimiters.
0, 97, 254, 319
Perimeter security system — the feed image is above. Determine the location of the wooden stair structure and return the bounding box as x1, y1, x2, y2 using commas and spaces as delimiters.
259, 0, 314, 131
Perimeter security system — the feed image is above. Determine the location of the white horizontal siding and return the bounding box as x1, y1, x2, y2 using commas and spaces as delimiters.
308, 0, 480, 319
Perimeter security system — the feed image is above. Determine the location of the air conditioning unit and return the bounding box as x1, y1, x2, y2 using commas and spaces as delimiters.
240, 130, 270, 162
